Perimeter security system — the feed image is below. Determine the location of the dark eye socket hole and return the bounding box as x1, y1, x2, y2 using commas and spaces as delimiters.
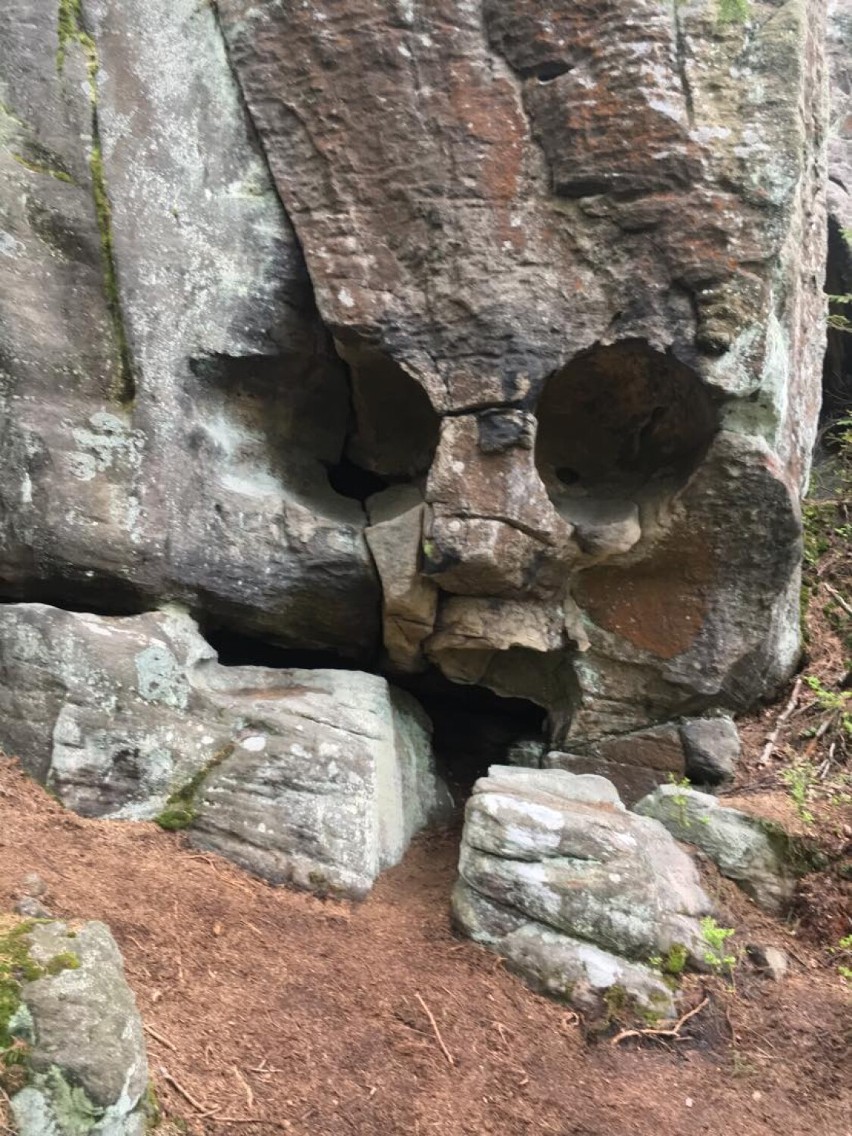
535, 340, 719, 499
328, 341, 441, 502
555, 466, 580, 487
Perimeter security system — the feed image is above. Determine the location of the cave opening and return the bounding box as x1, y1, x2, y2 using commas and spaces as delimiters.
206, 624, 547, 800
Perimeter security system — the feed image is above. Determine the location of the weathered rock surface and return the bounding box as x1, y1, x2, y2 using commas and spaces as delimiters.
190, 669, 453, 897
544, 715, 741, 803
0, 1, 832, 767
10, 920, 148, 1136
634, 784, 796, 913
826, 0, 852, 417
0, 604, 450, 897
216, 0, 828, 747
0, 0, 378, 657
453, 766, 712, 1016
680, 717, 741, 786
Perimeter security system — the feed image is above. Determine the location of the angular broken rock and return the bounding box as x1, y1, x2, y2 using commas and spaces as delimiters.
10, 920, 148, 1136
679, 717, 741, 786
0, 604, 451, 899
633, 785, 796, 914
452, 766, 713, 1018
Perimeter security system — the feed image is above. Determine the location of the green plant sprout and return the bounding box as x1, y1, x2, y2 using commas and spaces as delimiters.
700, 917, 737, 975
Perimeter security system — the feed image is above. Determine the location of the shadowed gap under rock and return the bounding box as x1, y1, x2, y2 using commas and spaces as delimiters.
207, 626, 546, 798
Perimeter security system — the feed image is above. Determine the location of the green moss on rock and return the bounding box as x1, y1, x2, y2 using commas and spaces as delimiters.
155, 744, 234, 832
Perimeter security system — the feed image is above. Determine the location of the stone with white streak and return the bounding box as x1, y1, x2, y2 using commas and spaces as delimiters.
0, 604, 450, 898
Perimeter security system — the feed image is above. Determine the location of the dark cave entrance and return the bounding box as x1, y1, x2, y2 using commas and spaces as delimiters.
392, 669, 548, 800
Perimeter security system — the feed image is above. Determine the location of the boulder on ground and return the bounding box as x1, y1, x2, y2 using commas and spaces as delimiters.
633, 784, 796, 914
452, 766, 713, 1019
8, 920, 148, 1136
0, 604, 451, 899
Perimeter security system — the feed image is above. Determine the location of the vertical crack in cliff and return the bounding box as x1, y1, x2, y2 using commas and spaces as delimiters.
672, 2, 696, 129
475, 5, 558, 199
57, 0, 135, 405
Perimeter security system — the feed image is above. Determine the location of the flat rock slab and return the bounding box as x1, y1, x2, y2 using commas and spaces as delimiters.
10, 920, 148, 1136
191, 669, 453, 898
453, 766, 713, 1018
633, 785, 796, 914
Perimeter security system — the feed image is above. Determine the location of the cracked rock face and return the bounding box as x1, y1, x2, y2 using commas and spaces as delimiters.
0, 1, 831, 780
452, 766, 713, 1016
827, 0, 852, 418
0, 605, 451, 897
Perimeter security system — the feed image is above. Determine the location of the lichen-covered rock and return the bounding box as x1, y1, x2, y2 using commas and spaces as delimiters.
9, 920, 148, 1136
633, 784, 796, 913
452, 766, 712, 1017
0, 0, 378, 657
0, 604, 450, 898
190, 670, 453, 898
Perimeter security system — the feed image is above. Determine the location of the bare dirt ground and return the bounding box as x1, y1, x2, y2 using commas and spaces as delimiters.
0, 759, 849, 1136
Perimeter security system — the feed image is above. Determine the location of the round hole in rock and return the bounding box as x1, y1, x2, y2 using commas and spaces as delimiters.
535, 340, 719, 501
334, 340, 441, 482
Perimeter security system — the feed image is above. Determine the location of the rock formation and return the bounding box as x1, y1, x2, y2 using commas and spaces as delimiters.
634, 783, 797, 913
453, 766, 713, 1017
6, 919, 149, 1136
0, 605, 450, 897
0, 3, 833, 841
826, 0, 852, 417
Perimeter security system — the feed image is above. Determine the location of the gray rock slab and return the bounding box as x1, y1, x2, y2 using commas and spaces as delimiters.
634, 784, 796, 914
0, 604, 450, 898
453, 766, 713, 1016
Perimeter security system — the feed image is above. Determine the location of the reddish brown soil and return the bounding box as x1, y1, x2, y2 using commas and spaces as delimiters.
0, 761, 849, 1136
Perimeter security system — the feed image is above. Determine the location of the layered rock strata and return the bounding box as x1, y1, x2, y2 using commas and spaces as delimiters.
452, 766, 713, 1017
0, 0, 831, 786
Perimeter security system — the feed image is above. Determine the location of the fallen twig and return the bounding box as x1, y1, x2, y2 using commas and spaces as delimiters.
208, 1119, 290, 1128
823, 582, 852, 619
143, 1023, 176, 1052
610, 996, 709, 1047
759, 678, 802, 765
416, 992, 454, 1067
160, 1068, 215, 1114
233, 1065, 254, 1111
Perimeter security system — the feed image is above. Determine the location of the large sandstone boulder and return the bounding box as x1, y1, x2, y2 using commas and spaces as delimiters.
0, 604, 450, 898
8, 920, 148, 1136
452, 766, 713, 1017
216, 0, 827, 751
0, 0, 378, 657
0, 1, 831, 762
